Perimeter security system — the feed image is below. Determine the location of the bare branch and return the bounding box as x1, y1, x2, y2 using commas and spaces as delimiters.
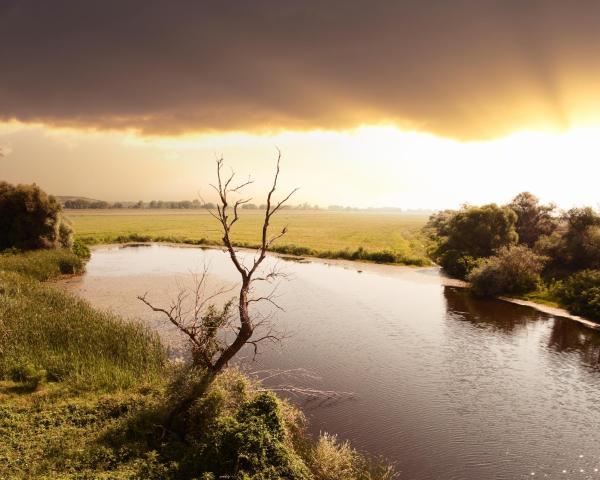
139, 152, 298, 428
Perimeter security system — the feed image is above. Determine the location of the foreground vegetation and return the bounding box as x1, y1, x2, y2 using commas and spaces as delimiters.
426, 192, 600, 322
0, 248, 85, 281
0, 249, 394, 479
67, 209, 430, 266
0, 269, 165, 391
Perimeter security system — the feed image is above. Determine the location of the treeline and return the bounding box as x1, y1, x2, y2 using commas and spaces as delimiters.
425, 192, 600, 321
63, 199, 430, 212
64, 199, 123, 209
63, 198, 322, 210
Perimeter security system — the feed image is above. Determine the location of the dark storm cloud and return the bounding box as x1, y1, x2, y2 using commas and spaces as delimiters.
1, 0, 600, 139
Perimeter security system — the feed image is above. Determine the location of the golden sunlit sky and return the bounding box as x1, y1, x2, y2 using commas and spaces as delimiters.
1, 1, 599, 209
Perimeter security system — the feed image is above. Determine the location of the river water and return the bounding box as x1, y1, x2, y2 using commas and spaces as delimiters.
59, 244, 600, 479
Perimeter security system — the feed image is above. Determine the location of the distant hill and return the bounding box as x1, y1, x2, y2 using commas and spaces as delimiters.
55, 195, 106, 205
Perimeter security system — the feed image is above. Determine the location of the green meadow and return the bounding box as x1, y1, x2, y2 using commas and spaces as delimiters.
66, 209, 431, 265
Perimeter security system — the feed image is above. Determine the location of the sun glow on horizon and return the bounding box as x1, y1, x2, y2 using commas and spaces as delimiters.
1, 121, 599, 210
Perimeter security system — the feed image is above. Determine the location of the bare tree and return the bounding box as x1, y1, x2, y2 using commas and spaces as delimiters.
138, 152, 297, 426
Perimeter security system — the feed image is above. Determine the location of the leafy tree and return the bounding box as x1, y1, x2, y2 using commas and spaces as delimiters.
432, 204, 518, 278
508, 192, 557, 247
0, 182, 72, 251
556, 270, 600, 321
468, 245, 546, 297
424, 209, 456, 239
537, 207, 600, 274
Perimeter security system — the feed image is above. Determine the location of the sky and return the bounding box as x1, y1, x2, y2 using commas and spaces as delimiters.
1, 0, 599, 209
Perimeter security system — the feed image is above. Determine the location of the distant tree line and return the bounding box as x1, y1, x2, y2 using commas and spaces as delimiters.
64, 199, 121, 209
63, 198, 431, 213
425, 192, 600, 321
63, 198, 322, 210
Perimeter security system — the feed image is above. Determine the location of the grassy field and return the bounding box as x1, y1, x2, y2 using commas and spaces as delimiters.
66, 209, 431, 265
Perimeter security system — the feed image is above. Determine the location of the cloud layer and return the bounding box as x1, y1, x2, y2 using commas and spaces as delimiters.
2, 0, 600, 139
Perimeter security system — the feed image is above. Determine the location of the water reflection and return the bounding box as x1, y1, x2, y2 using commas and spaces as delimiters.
549, 317, 600, 369
444, 286, 540, 332
445, 286, 600, 370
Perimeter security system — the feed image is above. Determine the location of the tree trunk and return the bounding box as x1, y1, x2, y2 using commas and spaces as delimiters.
166, 282, 253, 434
213, 281, 253, 371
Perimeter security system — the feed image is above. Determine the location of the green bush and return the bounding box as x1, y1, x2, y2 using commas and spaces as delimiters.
0, 248, 85, 281
58, 220, 74, 248
556, 270, 600, 321
0, 181, 72, 251
9, 361, 47, 390
429, 204, 518, 278
72, 238, 91, 259
0, 271, 166, 390
271, 244, 315, 256
186, 392, 310, 479
437, 250, 480, 278
468, 245, 545, 297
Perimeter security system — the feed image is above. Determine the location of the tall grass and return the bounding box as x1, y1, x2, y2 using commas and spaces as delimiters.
0, 271, 166, 391
0, 248, 85, 281
308, 433, 395, 480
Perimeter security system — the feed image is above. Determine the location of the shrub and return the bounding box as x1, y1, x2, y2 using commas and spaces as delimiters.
72, 239, 92, 259
271, 244, 315, 256
556, 270, 600, 321
468, 245, 545, 297
9, 361, 47, 390
438, 250, 480, 278
203, 393, 310, 479
0, 181, 72, 251
144, 368, 311, 479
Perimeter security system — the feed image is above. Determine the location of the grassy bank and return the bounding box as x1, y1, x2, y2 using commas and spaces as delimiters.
0, 249, 85, 281
0, 271, 166, 391
67, 209, 430, 266
0, 251, 395, 479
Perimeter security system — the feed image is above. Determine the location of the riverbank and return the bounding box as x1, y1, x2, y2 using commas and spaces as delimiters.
0, 249, 394, 479
498, 296, 600, 330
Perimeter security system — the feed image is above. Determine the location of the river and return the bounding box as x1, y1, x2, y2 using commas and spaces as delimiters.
59, 244, 600, 480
